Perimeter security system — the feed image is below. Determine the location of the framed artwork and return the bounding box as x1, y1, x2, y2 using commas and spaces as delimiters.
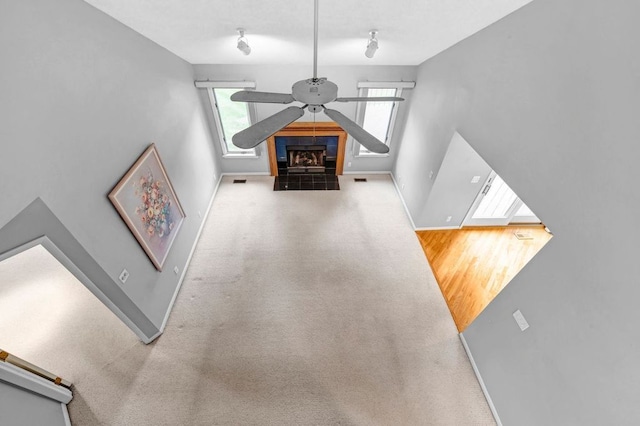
109, 144, 185, 271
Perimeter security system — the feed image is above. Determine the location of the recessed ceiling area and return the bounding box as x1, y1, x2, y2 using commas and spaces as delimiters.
83, 0, 534, 65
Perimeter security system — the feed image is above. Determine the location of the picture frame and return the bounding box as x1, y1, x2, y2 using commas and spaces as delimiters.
109, 144, 185, 271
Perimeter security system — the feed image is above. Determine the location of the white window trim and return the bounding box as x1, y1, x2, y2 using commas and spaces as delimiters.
351, 81, 415, 158
195, 81, 260, 158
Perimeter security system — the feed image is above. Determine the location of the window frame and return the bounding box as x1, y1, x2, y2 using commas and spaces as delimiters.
351, 81, 415, 158
196, 81, 260, 158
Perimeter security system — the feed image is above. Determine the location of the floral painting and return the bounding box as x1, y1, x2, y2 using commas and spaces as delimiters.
109, 144, 185, 271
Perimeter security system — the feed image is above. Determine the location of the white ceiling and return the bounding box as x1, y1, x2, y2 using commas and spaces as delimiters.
83, 0, 533, 66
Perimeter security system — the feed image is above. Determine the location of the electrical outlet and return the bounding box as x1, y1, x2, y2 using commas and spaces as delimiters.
174, 266, 179, 275
471, 175, 481, 183
446, 216, 452, 222
429, 171, 434, 180
347, 161, 352, 167
513, 309, 530, 331
118, 269, 129, 284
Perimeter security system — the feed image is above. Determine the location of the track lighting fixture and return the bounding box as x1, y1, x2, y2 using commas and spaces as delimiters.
236, 28, 251, 55
365, 30, 378, 58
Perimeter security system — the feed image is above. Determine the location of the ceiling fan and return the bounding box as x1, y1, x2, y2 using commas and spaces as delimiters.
230, 0, 404, 154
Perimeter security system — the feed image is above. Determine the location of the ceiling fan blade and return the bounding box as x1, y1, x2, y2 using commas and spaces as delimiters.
231, 90, 295, 104
323, 107, 390, 154
232, 106, 305, 149
335, 96, 404, 102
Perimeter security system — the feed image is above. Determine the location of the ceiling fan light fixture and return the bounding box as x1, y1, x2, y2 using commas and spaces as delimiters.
236, 28, 251, 55
365, 30, 378, 58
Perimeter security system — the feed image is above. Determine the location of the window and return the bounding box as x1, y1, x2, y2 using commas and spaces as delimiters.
352, 81, 415, 157
359, 87, 397, 155
196, 81, 258, 157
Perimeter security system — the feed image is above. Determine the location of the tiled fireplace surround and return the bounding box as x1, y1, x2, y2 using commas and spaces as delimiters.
267, 122, 346, 191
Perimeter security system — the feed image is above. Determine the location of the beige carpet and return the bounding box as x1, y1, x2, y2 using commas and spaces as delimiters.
3, 174, 495, 425
0, 244, 139, 383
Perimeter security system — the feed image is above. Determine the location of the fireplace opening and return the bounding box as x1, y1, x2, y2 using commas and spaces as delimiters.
286, 145, 326, 173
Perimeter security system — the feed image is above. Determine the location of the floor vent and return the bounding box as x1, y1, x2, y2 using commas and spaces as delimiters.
354, 178, 367, 182
233, 179, 247, 184
514, 231, 533, 240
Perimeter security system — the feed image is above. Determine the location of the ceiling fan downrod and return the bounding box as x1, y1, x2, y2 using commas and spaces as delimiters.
313, 0, 319, 80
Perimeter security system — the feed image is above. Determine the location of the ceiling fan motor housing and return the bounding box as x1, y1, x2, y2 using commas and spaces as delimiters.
292, 78, 338, 112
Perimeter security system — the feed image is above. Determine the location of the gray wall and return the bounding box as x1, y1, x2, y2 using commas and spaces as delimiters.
0, 0, 220, 335
193, 64, 417, 174
396, 0, 640, 423
416, 132, 491, 228
392, 59, 472, 223
0, 381, 66, 426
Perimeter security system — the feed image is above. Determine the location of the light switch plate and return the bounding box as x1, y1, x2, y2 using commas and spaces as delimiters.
513, 309, 530, 331
471, 175, 481, 183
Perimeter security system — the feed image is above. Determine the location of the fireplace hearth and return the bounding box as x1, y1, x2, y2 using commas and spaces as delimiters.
274, 173, 339, 191
275, 144, 338, 191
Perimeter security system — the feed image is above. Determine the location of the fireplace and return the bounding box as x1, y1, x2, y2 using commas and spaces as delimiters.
286, 145, 326, 173
266, 122, 347, 177
274, 136, 337, 176
267, 123, 345, 191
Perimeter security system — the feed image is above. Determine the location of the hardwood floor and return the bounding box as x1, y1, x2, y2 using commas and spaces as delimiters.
416, 226, 552, 332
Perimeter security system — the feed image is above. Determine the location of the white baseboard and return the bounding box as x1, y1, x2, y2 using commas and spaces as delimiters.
220, 172, 270, 176
415, 225, 461, 231
341, 170, 392, 175
157, 176, 221, 336
459, 333, 502, 426
389, 172, 418, 230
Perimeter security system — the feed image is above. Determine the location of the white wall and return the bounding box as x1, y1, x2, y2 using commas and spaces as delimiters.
0, 0, 220, 337
415, 132, 492, 228
393, 64, 471, 222
0, 381, 66, 426
193, 64, 417, 174
395, 0, 640, 423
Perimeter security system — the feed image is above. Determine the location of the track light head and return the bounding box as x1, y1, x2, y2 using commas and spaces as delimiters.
365, 30, 378, 58
236, 28, 251, 55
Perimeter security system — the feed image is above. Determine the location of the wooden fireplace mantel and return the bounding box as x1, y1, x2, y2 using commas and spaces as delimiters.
266, 122, 347, 176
